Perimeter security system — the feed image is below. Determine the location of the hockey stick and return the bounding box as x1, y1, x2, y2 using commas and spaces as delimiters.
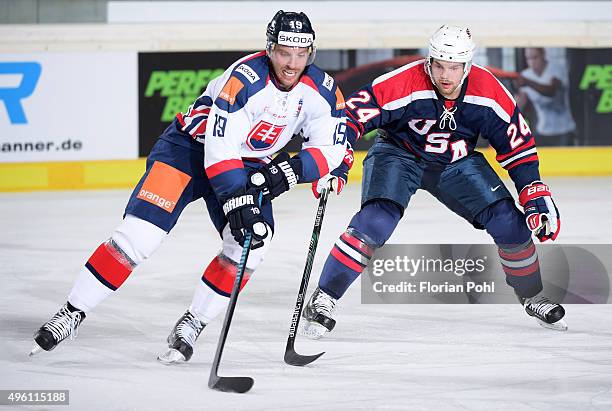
284, 186, 331, 366
208, 194, 263, 393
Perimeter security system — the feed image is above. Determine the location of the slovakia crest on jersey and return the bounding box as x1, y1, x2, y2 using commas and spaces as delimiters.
246, 120, 286, 151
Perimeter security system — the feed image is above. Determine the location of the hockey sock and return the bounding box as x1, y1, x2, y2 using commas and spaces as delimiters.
68, 216, 166, 312
318, 200, 401, 299
498, 239, 543, 298
191, 254, 253, 323
348, 200, 402, 247
479, 200, 532, 245
319, 228, 375, 299
200, 254, 252, 296
69, 239, 135, 312
477, 200, 543, 297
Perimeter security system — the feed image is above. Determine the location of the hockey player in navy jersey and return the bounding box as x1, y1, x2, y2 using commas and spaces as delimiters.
301, 25, 566, 339
30, 10, 348, 363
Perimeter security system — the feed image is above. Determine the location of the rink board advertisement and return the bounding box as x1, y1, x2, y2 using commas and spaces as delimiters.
138, 51, 248, 157
136, 47, 612, 156
0, 53, 138, 163
362, 244, 612, 304
568, 48, 612, 146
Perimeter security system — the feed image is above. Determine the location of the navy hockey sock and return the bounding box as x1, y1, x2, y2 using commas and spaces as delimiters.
498, 240, 543, 298
319, 200, 401, 299
478, 200, 532, 245
349, 200, 402, 247
477, 200, 543, 297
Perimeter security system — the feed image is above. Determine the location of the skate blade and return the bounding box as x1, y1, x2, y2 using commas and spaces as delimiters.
157, 348, 186, 364
298, 321, 328, 340
29, 343, 44, 357
536, 318, 568, 331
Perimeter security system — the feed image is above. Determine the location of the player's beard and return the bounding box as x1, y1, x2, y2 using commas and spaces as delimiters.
436, 79, 461, 99
273, 66, 303, 90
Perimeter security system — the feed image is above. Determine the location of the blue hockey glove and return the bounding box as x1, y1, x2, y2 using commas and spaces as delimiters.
518, 181, 560, 242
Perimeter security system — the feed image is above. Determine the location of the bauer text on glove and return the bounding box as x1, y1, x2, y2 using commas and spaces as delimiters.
518, 181, 560, 242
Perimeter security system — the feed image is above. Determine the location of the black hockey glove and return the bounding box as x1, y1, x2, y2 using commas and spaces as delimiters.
518, 181, 560, 242
223, 188, 268, 249
248, 152, 301, 201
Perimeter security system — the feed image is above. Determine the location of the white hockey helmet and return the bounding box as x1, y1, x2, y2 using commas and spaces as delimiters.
425, 25, 475, 88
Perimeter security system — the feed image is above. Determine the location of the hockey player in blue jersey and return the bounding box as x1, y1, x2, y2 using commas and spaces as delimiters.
301, 25, 566, 339
30, 10, 348, 363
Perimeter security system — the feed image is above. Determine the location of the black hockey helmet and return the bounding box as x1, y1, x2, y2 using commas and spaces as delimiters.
266, 10, 316, 64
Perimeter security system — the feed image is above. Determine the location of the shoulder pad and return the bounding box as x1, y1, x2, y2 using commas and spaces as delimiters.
231, 52, 268, 86
371, 59, 433, 110
215, 53, 268, 113
300, 65, 345, 115
465, 64, 517, 123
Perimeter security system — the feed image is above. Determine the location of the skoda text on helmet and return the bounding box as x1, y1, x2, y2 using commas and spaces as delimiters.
266, 10, 317, 65
425, 25, 476, 91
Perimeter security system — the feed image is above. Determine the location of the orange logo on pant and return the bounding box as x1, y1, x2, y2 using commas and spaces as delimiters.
137, 161, 191, 213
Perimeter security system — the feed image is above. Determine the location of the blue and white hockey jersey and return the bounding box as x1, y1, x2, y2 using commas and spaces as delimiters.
161, 51, 346, 201
344, 59, 540, 191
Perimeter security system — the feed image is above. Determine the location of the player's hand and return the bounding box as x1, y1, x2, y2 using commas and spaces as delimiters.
311, 164, 347, 198
223, 188, 268, 249
518, 181, 560, 242
311, 145, 354, 198
248, 152, 299, 201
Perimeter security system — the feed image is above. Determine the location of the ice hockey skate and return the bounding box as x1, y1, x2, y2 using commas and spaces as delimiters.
30, 302, 86, 356
299, 287, 337, 339
157, 311, 206, 364
519, 292, 567, 331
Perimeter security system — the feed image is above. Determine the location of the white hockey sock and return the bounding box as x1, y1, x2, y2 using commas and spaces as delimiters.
68, 265, 114, 313
68, 215, 166, 313
188, 226, 271, 324
189, 280, 230, 324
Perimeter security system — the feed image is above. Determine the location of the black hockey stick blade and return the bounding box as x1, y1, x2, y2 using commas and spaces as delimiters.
208, 376, 254, 394
284, 341, 325, 366
283, 187, 330, 367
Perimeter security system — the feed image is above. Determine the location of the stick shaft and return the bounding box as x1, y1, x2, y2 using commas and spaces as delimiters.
286, 188, 330, 351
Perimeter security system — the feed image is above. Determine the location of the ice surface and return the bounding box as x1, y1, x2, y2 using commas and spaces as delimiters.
1, 177, 612, 410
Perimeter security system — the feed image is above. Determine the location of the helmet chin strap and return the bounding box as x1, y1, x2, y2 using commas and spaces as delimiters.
459, 60, 472, 87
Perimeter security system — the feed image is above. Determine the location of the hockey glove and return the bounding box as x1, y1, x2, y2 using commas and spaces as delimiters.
223, 188, 268, 249
311, 145, 354, 198
518, 181, 560, 242
249, 152, 300, 201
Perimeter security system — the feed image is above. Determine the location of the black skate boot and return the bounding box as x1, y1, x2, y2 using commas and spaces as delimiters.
519, 292, 567, 331
157, 311, 206, 364
30, 302, 86, 356
299, 287, 337, 340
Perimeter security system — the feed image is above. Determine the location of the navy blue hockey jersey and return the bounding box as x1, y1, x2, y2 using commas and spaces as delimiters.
345, 59, 540, 191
